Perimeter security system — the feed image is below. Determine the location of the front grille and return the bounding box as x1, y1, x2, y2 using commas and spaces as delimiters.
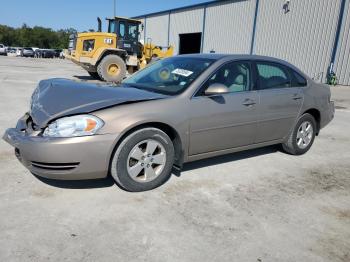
31, 161, 80, 171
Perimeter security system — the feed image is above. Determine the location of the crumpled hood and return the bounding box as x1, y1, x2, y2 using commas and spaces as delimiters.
30, 78, 167, 128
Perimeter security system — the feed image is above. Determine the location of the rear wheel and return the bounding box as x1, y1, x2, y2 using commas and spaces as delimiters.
97, 54, 126, 83
110, 128, 175, 192
282, 113, 316, 155
87, 71, 101, 80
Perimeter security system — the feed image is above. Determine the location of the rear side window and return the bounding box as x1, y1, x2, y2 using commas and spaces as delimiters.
83, 39, 95, 51
256, 62, 291, 89
290, 70, 307, 87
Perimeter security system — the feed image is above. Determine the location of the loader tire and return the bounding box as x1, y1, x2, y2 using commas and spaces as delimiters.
97, 55, 126, 83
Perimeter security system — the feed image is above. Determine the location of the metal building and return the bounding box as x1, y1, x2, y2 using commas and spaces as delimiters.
134, 0, 350, 85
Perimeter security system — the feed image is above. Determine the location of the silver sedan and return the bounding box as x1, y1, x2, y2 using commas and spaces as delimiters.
3, 54, 334, 192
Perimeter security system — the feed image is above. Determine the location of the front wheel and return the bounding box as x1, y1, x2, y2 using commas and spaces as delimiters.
282, 113, 316, 155
110, 128, 175, 192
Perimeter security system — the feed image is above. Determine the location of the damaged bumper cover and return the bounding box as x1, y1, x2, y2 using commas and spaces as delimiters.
3, 115, 118, 180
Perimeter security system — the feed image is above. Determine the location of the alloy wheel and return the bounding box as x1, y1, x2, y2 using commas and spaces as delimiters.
127, 139, 167, 183
296, 121, 314, 149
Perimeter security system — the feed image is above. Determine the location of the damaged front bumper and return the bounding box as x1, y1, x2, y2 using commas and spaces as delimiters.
3, 114, 118, 180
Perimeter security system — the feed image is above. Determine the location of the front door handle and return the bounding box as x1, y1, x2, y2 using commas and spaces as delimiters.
242, 99, 256, 106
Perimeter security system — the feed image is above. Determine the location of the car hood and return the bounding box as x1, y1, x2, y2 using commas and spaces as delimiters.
30, 78, 168, 128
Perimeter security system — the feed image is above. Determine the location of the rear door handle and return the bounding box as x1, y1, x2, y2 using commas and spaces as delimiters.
242, 99, 256, 106
292, 94, 303, 100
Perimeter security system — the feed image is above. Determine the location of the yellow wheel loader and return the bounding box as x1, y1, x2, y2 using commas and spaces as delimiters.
68, 17, 174, 82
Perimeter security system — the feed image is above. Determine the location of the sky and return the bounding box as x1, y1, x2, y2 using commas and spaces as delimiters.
0, 0, 212, 31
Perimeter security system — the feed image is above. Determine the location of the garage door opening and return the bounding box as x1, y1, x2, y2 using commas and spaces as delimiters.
179, 33, 202, 54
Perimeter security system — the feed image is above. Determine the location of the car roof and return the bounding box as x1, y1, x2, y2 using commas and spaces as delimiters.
177, 53, 306, 77
178, 53, 286, 63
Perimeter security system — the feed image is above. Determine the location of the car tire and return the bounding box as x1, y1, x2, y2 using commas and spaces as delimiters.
97, 54, 126, 83
88, 71, 101, 80
110, 128, 175, 192
282, 113, 317, 155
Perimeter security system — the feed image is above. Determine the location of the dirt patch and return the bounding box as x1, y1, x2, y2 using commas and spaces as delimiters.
313, 237, 350, 262
304, 167, 350, 193
321, 206, 350, 220
262, 166, 350, 197
162, 179, 220, 197
0, 150, 15, 161
31, 188, 56, 198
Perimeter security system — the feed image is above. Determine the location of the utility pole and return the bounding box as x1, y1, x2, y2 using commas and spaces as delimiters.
113, 0, 116, 17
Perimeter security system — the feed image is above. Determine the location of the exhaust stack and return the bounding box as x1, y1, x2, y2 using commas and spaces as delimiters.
97, 17, 102, 32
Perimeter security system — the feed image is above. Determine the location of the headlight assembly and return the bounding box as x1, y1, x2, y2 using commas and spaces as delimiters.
43, 115, 104, 138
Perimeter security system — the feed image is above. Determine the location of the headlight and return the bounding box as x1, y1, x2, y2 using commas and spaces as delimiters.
43, 115, 104, 138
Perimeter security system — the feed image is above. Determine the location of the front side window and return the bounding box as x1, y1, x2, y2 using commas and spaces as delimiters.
123, 57, 214, 95
257, 62, 291, 89
83, 39, 95, 51
200, 61, 251, 95
129, 24, 138, 39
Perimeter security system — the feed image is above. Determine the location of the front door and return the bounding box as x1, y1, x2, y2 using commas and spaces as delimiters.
189, 61, 258, 155
254, 61, 304, 143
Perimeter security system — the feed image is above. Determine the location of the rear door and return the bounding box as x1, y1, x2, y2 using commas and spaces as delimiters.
254, 61, 304, 143
189, 61, 258, 155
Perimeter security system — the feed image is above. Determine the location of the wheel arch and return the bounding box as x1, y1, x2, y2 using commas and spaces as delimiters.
109, 122, 184, 173
95, 48, 127, 66
302, 108, 321, 134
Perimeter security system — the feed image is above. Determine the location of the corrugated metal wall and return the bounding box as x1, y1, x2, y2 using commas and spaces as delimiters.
334, 0, 350, 85
253, 0, 341, 82
203, 0, 255, 54
169, 7, 204, 55
136, 0, 350, 85
143, 14, 169, 47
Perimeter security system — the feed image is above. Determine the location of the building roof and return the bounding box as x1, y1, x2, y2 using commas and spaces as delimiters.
132, 0, 229, 19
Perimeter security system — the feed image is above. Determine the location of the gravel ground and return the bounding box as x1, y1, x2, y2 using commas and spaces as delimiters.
0, 56, 349, 262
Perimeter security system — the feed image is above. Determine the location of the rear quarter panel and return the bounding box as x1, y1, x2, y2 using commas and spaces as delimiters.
301, 81, 332, 128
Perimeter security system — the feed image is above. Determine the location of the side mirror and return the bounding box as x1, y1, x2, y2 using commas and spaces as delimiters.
204, 83, 230, 96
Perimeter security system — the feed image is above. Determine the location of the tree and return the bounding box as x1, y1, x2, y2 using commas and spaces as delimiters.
0, 24, 77, 49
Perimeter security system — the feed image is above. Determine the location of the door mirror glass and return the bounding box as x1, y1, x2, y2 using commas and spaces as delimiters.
205, 83, 230, 96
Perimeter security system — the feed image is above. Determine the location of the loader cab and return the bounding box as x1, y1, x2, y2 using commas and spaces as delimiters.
107, 17, 142, 57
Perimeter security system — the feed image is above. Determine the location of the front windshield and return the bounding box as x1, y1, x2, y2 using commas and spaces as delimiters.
122, 57, 214, 95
